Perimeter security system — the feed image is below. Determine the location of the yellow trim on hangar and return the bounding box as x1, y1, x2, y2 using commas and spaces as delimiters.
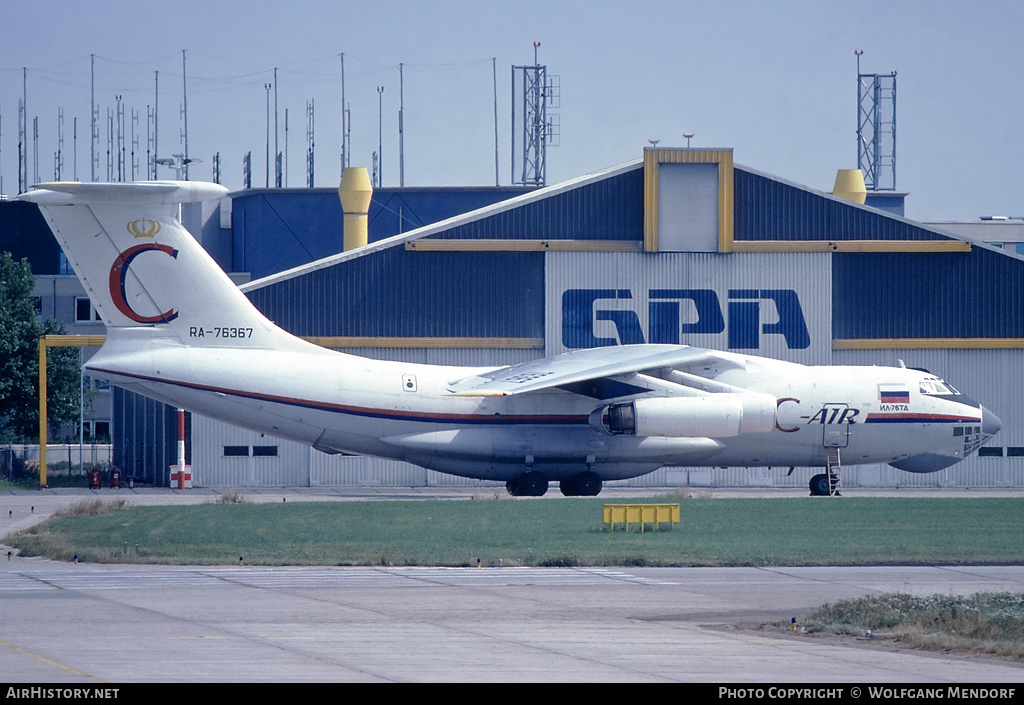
834, 338, 1024, 349
733, 240, 971, 253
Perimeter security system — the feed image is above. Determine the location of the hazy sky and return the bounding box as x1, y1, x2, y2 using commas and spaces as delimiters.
2, 0, 1021, 221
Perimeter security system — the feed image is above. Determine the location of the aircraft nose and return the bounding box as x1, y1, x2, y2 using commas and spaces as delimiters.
981, 406, 1002, 437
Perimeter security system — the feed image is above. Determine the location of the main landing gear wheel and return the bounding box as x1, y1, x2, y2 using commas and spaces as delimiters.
809, 473, 833, 496
507, 472, 548, 497
559, 471, 603, 497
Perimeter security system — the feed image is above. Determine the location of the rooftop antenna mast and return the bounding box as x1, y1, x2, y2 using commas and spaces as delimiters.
512, 42, 559, 186
181, 50, 190, 180
33, 115, 39, 187
855, 50, 897, 191
152, 71, 159, 179
55, 107, 64, 180
340, 53, 350, 171
306, 98, 315, 188
493, 57, 499, 186
91, 55, 99, 182
274, 68, 281, 187
115, 94, 124, 181
399, 63, 404, 187
376, 86, 383, 186
131, 108, 140, 180
19, 67, 27, 193
105, 107, 113, 180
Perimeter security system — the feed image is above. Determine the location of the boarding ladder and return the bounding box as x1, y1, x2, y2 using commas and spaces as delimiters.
826, 447, 842, 496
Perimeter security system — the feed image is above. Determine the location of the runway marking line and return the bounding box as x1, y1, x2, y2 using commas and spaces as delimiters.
0, 638, 104, 682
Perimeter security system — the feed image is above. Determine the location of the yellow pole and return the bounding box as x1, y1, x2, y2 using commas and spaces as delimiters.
36, 335, 106, 489
38, 338, 47, 488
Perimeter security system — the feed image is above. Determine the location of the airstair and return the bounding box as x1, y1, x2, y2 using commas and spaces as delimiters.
826, 447, 842, 496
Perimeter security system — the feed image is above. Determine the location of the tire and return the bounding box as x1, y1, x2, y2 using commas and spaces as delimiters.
574, 471, 602, 496
809, 473, 831, 496
559, 472, 603, 496
518, 472, 548, 497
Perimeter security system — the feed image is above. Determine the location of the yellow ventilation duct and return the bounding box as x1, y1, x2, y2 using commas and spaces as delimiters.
832, 169, 867, 204
339, 167, 372, 251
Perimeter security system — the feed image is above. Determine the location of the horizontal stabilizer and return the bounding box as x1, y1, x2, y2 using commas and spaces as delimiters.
19, 181, 228, 205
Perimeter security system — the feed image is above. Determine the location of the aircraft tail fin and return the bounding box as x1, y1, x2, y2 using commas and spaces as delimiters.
18, 181, 310, 351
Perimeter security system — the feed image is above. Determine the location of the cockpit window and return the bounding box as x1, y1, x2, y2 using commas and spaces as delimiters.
919, 378, 960, 396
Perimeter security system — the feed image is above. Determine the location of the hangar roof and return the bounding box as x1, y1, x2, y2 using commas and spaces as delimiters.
238, 150, 1024, 345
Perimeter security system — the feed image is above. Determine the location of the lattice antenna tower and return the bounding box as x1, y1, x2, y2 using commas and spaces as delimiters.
19, 69, 27, 193
116, 94, 125, 182
54, 107, 64, 180
105, 108, 114, 181
306, 99, 315, 188
243, 151, 252, 189
855, 50, 897, 191
18, 98, 26, 193
512, 42, 559, 186
131, 108, 140, 181
147, 105, 156, 179
33, 116, 39, 186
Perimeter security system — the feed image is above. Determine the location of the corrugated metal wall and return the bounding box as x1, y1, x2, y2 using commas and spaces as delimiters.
734, 166, 953, 242
368, 186, 535, 236
0, 201, 62, 274
231, 187, 534, 280
112, 389, 190, 486
431, 166, 644, 241
833, 249, 1024, 338
246, 248, 545, 338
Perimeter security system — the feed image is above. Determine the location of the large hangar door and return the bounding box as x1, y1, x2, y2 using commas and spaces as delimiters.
657, 162, 719, 252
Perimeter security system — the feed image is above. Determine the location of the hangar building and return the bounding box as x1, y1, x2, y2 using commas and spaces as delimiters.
163, 147, 1022, 490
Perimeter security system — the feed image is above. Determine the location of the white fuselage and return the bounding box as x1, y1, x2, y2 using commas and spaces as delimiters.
86, 334, 987, 483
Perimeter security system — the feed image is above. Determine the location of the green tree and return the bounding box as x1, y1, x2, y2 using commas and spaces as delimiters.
0, 253, 80, 440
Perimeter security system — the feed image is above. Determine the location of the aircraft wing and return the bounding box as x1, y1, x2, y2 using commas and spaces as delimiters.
446, 344, 725, 397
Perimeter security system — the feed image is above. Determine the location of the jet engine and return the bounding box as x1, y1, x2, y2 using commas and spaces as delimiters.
591, 394, 777, 438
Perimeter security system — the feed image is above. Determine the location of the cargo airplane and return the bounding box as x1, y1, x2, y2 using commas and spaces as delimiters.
19, 181, 1002, 496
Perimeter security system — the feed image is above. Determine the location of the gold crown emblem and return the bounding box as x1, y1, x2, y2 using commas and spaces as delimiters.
127, 218, 161, 238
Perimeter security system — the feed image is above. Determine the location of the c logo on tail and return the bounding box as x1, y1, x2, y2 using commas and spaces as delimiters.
109, 244, 179, 323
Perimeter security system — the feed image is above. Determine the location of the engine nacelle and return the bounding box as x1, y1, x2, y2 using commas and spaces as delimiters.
591, 394, 777, 438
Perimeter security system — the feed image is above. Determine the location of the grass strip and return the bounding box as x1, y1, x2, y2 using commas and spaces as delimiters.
7, 496, 1024, 567
782, 592, 1024, 661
